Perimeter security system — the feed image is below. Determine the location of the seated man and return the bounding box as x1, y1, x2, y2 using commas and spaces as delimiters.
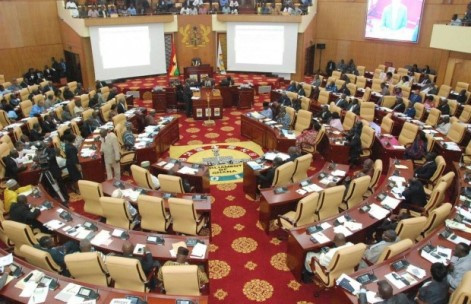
41, 115, 57, 134
4, 179, 32, 212
359, 230, 399, 268
255, 157, 284, 189
334, 94, 349, 110
437, 98, 450, 116
111, 189, 139, 226
287, 146, 301, 162
73, 98, 84, 116
402, 178, 427, 208
3, 149, 27, 180
29, 123, 43, 142
29, 100, 45, 117
157, 246, 208, 290
414, 152, 437, 181
448, 243, 471, 290
416, 262, 449, 304
121, 241, 159, 289
9, 195, 43, 232
436, 116, 451, 135
278, 92, 291, 107
303, 233, 352, 282
80, 118, 94, 139
61, 105, 73, 122
260, 102, 273, 119
144, 109, 157, 126
392, 97, 406, 113
276, 107, 291, 130
343, 158, 374, 188
347, 98, 360, 115
122, 122, 135, 150
316, 105, 331, 123
376, 280, 413, 304
325, 81, 337, 92
404, 101, 416, 118
36, 236, 80, 273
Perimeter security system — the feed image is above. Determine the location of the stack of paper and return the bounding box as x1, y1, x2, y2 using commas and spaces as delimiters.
331, 170, 346, 177
303, 183, 323, 193
368, 204, 390, 220
333, 225, 352, 237
91, 230, 112, 247
109, 299, 132, 304
381, 196, 401, 209
250, 112, 264, 119
163, 163, 175, 170
44, 220, 65, 231
335, 273, 361, 294
406, 264, 426, 279
247, 161, 262, 170
170, 241, 187, 257
54, 283, 82, 302
178, 166, 199, 175
310, 232, 330, 244
191, 243, 207, 259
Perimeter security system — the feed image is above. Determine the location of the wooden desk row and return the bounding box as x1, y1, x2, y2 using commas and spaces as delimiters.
0, 248, 208, 304
339, 162, 466, 303
286, 159, 414, 280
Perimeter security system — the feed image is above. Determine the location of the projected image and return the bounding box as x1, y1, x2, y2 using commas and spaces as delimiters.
98, 26, 151, 69
234, 25, 284, 65
365, 0, 425, 42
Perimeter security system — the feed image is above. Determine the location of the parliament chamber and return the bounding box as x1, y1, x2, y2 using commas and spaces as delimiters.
0, 0, 471, 303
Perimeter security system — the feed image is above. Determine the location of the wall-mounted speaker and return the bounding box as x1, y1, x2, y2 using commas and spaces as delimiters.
316, 43, 326, 50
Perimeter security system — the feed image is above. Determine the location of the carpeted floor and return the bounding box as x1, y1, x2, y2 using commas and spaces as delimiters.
69, 79, 347, 303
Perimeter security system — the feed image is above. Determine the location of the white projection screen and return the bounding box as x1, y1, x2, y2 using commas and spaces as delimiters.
227, 22, 298, 73
365, 0, 425, 43
89, 24, 166, 80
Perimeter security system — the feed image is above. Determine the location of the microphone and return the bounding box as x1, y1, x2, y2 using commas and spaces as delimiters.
358, 287, 367, 304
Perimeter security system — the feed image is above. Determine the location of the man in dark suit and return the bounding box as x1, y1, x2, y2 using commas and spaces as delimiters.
117, 98, 126, 114
317, 105, 331, 123
122, 241, 158, 289
415, 152, 437, 180
36, 236, 80, 274
9, 195, 44, 232
107, 87, 118, 101
437, 98, 450, 115
402, 178, 427, 208
347, 98, 360, 115
335, 94, 349, 110
3, 150, 26, 180
255, 157, 284, 189
392, 97, 406, 113
278, 92, 291, 107
40, 115, 57, 134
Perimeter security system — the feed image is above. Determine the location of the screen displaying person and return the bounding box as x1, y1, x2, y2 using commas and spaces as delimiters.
381, 0, 408, 31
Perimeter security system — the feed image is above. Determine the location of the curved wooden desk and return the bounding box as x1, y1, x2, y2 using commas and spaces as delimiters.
339, 162, 465, 303
27, 185, 210, 267
286, 159, 414, 280
259, 162, 349, 233
0, 248, 208, 303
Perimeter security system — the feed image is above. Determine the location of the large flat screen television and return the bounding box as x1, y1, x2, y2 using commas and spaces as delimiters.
365, 0, 425, 43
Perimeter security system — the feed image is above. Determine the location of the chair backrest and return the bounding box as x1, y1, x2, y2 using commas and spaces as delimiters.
19, 88, 29, 101
13, 127, 23, 142
286, 91, 298, 101
100, 102, 112, 122
437, 171, 455, 191
292, 154, 313, 183
397, 67, 409, 76
460, 105, 471, 123
78, 180, 104, 217
448, 122, 466, 144
395, 216, 427, 242
82, 108, 94, 121
70, 120, 81, 136
424, 181, 447, 214
425, 108, 441, 127
332, 71, 342, 79
292, 192, 319, 227
380, 115, 393, 134
357, 66, 365, 76
0, 134, 14, 150
112, 113, 127, 127
449, 271, 471, 304
158, 174, 184, 193
421, 202, 452, 237
329, 102, 341, 115
131, 165, 155, 190
414, 102, 425, 120
0, 110, 11, 128
360, 125, 375, 150
376, 239, 414, 264
27, 116, 41, 133
344, 175, 371, 209
138, 195, 170, 233
80, 94, 90, 109
161, 265, 200, 296
360, 102, 375, 122
335, 80, 346, 90
343, 111, 357, 132
437, 84, 451, 98
114, 123, 126, 147
318, 90, 330, 105
302, 83, 312, 98
65, 252, 109, 287
3, 221, 39, 257
106, 256, 147, 292
0, 142, 10, 178
361, 87, 371, 102
371, 79, 382, 93
32, 94, 44, 105
99, 197, 132, 230
67, 99, 76, 117
272, 161, 296, 187
448, 99, 458, 116
429, 155, 446, 186
326, 243, 367, 287
381, 96, 396, 109
285, 106, 296, 128
455, 82, 469, 93
398, 122, 419, 146
300, 96, 311, 111
20, 99, 33, 117
20, 245, 62, 274
401, 86, 411, 99
356, 76, 366, 89
294, 110, 312, 133
346, 83, 357, 95
68, 81, 78, 92
168, 198, 199, 235
369, 159, 383, 191
317, 185, 345, 221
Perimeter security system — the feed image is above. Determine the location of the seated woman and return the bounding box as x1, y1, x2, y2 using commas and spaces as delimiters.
404, 132, 427, 160
296, 120, 321, 149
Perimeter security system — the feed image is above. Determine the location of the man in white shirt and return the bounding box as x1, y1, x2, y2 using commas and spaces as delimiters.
436, 116, 451, 135
304, 233, 353, 273
65, 0, 79, 18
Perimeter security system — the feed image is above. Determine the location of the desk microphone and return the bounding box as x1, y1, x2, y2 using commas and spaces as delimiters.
358, 288, 367, 304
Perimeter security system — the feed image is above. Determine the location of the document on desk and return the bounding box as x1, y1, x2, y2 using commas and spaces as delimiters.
381, 196, 401, 210
109, 300, 132, 304
27, 287, 48, 304
366, 291, 383, 304
44, 219, 65, 231
20, 282, 38, 297
392, 145, 405, 150
394, 164, 408, 169
368, 204, 389, 220
385, 273, 408, 289
163, 162, 175, 170
331, 170, 346, 177
333, 225, 352, 237
406, 264, 426, 279
336, 273, 361, 294
190, 243, 207, 259
421, 248, 449, 265
91, 230, 112, 247
303, 183, 323, 193
75, 228, 92, 240
310, 232, 330, 244
178, 166, 198, 175
388, 176, 406, 184
344, 221, 363, 232
446, 233, 471, 246
0, 253, 13, 267
281, 129, 296, 139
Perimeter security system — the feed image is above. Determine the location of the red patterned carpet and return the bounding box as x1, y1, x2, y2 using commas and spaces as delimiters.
69, 78, 347, 303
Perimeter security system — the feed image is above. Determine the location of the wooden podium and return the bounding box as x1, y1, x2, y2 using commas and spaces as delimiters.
183, 65, 213, 83
152, 90, 167, 113
192, 88, 223, 120
217, 85, 254, 109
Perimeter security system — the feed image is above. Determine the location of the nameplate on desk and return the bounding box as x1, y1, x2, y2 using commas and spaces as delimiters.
192, 194, 207, 201
356, 273, 377, 285
306, 225, 322, 234
391, 259, 409, 272
186, 238, 203, 247
274, 187, 288, 194
162, 193, 176, 199
147, 235, 164, 245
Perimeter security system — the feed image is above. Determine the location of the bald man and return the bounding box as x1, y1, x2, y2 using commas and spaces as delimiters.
359, 230, 399, 269
377, 280, 413, 304
121, 241, 158, 289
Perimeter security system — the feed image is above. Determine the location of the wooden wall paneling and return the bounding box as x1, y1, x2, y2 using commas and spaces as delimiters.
176, 15, 215, 71
451, 60, 471, 88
